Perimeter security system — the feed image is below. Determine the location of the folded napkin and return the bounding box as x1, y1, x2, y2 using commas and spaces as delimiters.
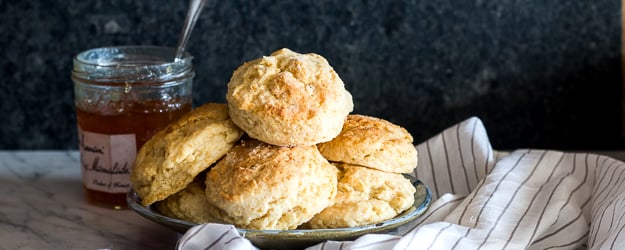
177, 117, 625, 250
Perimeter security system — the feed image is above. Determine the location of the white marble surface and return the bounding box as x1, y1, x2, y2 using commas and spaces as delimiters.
0, 151, 179, 249
3, 150, 625, 250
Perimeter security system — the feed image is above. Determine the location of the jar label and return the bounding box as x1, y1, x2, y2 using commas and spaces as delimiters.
78, 127, 136, 193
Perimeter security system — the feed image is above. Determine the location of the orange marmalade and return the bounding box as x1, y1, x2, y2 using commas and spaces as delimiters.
72, 46, 194, 209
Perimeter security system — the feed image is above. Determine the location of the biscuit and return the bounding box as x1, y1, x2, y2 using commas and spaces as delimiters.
306, 163, 416, 229
204, 138, 338, 230
131, 103, 244, 206
155, 176, 218, 224
317, 114, 418, 173
226, 48, 353, 146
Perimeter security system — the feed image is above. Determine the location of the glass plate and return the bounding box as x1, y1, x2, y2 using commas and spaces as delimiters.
127, 177, 431, 250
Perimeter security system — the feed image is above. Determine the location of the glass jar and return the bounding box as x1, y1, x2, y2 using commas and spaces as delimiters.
72, 46, 194, 209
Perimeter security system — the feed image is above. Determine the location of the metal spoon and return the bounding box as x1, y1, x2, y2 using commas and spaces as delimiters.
174, 0, 208, 62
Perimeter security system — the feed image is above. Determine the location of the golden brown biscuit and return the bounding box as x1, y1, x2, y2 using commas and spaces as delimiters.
204, 138, 338, 230
155, 177, 219, 224
226, 48, 353, 146
131, 103, 244, 206
317, 114, 418, 173
306, 163, 416, 229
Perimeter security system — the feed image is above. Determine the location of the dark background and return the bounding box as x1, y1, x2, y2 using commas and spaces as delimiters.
1, 0, 622, 150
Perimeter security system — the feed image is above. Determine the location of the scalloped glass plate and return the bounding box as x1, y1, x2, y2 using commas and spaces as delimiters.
127, 177, 431, 250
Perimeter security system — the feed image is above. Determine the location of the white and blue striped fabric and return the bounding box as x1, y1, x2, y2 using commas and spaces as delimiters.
177, 116, 625, 250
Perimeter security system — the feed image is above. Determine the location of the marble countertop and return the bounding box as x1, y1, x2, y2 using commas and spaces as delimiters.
0, 151, 179, 249
4, 150, 625, 250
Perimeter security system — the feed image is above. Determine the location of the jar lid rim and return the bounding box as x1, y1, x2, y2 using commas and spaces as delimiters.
72, 45, 194, 82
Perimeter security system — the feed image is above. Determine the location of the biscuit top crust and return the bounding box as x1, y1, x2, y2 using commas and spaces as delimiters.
339, 114, 414, 144
317, 114, 418, 173
130, 103, 244, 206
207, 138, 333, 202
305, 162, 416, 228
226, 48, 353, 146
204, 138, 338, 229
228, 48, 348, 121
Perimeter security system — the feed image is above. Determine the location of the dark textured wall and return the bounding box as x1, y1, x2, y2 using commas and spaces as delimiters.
1, 0, 622, 150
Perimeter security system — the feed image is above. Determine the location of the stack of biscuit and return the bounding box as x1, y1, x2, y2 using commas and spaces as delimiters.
130, 48, 419, 230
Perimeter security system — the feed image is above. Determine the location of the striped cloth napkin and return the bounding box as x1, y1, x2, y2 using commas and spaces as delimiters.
177, 116, 625, 250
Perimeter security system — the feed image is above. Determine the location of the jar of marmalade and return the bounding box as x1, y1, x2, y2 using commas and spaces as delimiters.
72, 46, 194, 209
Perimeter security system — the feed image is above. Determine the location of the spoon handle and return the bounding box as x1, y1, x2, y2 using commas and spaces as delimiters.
174, 0, 207, 61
